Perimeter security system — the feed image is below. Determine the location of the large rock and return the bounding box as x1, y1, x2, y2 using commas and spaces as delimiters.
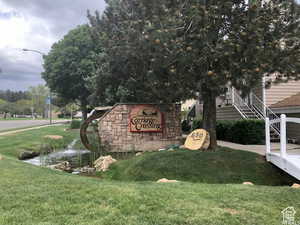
184, 129, 210, 150
157, 178, 179, 183
80, 166, 96, 174
48, 161, 72, 173
44, 135, 63, 140
18, 151, 39, 160
243, 182, 254, 185
94, 155, 117, 172
291, 183, 300, 189
0, 155, 3, 160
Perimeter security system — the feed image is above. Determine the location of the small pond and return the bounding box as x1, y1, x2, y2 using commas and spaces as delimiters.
23, 140, 92, 168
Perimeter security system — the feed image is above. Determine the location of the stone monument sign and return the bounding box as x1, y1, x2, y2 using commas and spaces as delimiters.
97, 103, 181, 152
184, 129, 210, 150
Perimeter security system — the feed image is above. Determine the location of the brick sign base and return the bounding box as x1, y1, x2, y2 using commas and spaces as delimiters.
98, 103, 182, 152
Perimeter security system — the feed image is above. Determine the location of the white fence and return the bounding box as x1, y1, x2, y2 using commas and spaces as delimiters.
265, 114, 300, 180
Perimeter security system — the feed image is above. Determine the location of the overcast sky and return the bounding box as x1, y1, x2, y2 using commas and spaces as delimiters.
0, 0, 106, 91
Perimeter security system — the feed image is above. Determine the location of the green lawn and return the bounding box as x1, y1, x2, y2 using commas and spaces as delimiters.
0, 127, 299, 225
0, 117, 33, 120
102, 148, 298, 186
0, 125, 78, 158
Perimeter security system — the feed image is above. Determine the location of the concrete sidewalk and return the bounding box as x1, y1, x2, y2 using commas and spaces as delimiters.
218, 140, 300, 156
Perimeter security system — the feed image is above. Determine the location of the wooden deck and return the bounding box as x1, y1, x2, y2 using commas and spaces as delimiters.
266, 115, 300, 181
267, 152, 300, 180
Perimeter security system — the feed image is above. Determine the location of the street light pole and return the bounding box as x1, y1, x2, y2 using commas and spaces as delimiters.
49, 92, 52, 125
22, 48, 52, 125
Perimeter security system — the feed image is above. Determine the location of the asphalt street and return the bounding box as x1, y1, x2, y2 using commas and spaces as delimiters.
0, 120, 68, 132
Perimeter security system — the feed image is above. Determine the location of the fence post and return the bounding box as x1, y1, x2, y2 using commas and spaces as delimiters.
280, 114, 287, 158
265, 117, 271, 158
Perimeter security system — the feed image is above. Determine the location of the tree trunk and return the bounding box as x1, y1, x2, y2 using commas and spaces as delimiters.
202, 90, 217, 150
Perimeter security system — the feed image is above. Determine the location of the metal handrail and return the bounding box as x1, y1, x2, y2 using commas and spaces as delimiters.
231, 88, 280, 136
251, 94, 280, 120
251, 94, 281, 135
232, 88, 260, 119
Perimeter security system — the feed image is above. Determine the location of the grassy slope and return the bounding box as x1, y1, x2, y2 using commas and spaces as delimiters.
0, 125, 78, 158
0, 128, 300, 224
1, 157, 300, 225
102, 149, 298, 186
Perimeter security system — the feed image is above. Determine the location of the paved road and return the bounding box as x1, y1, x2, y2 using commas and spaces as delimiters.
0, 120, 69, 132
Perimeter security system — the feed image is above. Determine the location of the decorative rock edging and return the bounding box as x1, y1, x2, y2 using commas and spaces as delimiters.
47, 161, 72, 173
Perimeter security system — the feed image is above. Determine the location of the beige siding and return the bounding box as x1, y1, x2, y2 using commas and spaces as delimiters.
217, 106, 243, 120
286, 113, 300, 143
265, 77, 300, 106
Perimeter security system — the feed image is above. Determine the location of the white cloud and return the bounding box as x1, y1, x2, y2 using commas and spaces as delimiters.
0, 0, 105, 91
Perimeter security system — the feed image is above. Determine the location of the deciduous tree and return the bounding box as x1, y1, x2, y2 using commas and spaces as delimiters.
43, 25, 98, 119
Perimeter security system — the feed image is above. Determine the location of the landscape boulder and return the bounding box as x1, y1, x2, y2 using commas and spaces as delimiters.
291, 183, 300, 189
18, 151, 40, 160
44, 135, 63, 140
157, 178, 179, 183
243, 182, 254, 185
94, 155, 117, 172
184, 129, 210, 151
80, 166, 96, 174
0, 155, 3, 160
48, 161, 72, 173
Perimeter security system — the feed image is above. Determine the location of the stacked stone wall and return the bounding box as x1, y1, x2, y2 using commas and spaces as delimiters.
98, 104, 182, 152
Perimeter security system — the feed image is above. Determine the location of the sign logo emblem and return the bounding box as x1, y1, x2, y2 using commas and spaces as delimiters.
282, 207, 298, 225
129, 105, 163, 132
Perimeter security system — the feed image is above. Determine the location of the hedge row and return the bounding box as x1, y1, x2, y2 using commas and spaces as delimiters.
191, 119, 265, 145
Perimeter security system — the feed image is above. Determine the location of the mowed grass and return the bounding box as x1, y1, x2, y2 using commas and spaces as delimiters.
0, 127, 300, 224
0, 125, 78, 158
102, 149, 299, 186
0, 157, 300, 225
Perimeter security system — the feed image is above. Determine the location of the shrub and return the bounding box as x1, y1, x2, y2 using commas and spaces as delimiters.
181, 120, 191, 133
230, 120, 265, 145
191, 119, 203, 130
70, 120, 82, 129
191, 119, 265, 145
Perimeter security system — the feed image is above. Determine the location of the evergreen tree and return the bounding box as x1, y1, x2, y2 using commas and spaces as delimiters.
89, 0, 300, 149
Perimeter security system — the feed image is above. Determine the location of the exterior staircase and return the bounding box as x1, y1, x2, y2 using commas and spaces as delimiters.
185, 87, 282, 141
231, 88, 281, 141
